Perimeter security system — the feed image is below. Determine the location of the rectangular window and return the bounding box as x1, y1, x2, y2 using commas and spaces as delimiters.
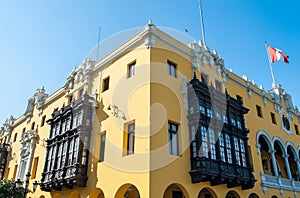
41, 115, 46, 127
256, 105, 263, 118
225, 134, 232, 164
13, 133, 17, 142
67, 95, 73, 105
31, 157, 39, 179
12, 164, 18, 180
207, 107, 212, 118
31, 122, 35, 130
127, 61, 136, 78
61, 142, 67, 168
102, 76, 110, 92
78, 89, 84, 98
168, 60, 177, 78
234, 136, 241, 165
190, 126, 197, 158
124, 121, 135, 155
208, 128, 216, 160
99, 133, 106, 162
57, 143, 63, 169
22, 127, 26, 133
295, 124, 299, 135
248, 146, 253, 168
219, 133, 226, 162
73, 137, 79, 164
240, 139, 247, 167
47, 147, 53, 172
4, 167, 10, 180
215, 80, 222, 91
223, 114, 228, 124
200, 126, 208, 158
270, 112, 277, 124
201, 73, 208, 84
168, 122, 179, 156
199, 105, 206, 114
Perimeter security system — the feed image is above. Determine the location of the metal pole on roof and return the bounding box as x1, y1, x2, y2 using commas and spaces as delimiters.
96, 27, 101, 61
198, 0, 206, 47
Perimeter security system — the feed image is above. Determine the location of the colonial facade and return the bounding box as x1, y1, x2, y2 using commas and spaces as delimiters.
0, 21, 300, 198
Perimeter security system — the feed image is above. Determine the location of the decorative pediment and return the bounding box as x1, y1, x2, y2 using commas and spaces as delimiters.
20, 129, 38, 144
64, 58, 96, 96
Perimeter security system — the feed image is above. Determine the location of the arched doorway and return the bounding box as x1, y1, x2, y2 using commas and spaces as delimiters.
39, 196, 45, 198
115, 184, 140, 198
287, 145, 299, 181
248, 193, 259, 198
163, 183, 188, 198
274, 140, 287, 178
225, 191, 240, 198
89, 188, 105, 198
69, 191, 80, 198
198, 188, 216, 198
258, 135, 273, 175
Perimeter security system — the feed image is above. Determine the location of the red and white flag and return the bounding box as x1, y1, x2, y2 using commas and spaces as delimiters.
267, 46, 289, 64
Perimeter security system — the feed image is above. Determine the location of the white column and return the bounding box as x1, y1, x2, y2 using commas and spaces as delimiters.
283, 154, 292, 180
269, 149, 279, 176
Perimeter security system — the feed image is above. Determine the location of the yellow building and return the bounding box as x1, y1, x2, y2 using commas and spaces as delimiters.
0, 21, 300, 198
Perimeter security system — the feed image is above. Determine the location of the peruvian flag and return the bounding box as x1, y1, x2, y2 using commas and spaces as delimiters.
267, 46, 289, 64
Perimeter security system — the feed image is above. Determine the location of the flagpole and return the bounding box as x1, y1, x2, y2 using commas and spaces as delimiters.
198, 0, 206, 47
265, 41, 276, 86
96, 27, 101, 61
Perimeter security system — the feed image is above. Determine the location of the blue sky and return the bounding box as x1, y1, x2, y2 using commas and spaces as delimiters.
0, 0, 299, 123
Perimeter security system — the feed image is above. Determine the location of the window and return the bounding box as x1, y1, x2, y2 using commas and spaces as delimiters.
12, 164, 18, 180
124, 121, 135, 155
4, 167, 10, 180
168, 60, 177, 78
199, 105, 206, 114
31, 157, 39, 179
200, 126, 208, 158
208, 128, 216, 160
99, 133, 106, 162
41, 115, 46, 127
67, 95, 73, 105
102, 76, 110, 92
13, 133, 17, 142
295, 124, 299, 135
248, 146, 253, 168
201, 73, 208, 84
127, 61, 136, 78
215, 80, 222, 91
31, 122, 35, 130
225, 134, 232, 163
219, 133, 226, 162
234, 136, 241, 165
168, 122, 179, 156
207, 108, 212, 118
78, 89, 84, 98
256, 105, 263, 118
22, 128, 26, 133
270, 112, 277, 124
190, 126, 197, 158
240, 139, 247, 167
